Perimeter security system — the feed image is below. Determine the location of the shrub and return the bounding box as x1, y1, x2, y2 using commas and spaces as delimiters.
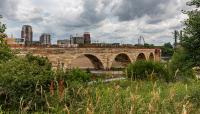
26, 53, 52, 70
0, 38, 13, 63
54, 68, 91, 85
169, 48, 195, 81
65, 68, 91, 83
0, 55, 54, 110
51, 68, 92, 111
126, 61, 169, 81
188, 81, 200, 108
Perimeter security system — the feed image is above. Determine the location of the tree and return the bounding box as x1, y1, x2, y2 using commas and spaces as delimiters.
0, 15, 13, 62
161, 42, 174, 57
169, 47, 194, 80
168, 0, 200, 80
0, 15, 6, 33
181, 0, 200, 67
187, 0, 200, 7
0, 15, 7, 43
143, 43, 155, 48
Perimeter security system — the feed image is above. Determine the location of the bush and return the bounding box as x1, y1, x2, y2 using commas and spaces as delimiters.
55, 68, 91, 84
169, 48, 195, 81
51, 68, 92, 111
126, 61, 169, 81
64, 68, 91, 83
0, 55, 54, 110
26, 53, 52, 70
188, 81, 200, 109
189, 87, 200, 108
0, 38, 13, 63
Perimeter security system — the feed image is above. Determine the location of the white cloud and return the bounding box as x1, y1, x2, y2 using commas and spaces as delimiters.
0, 0, 192, 45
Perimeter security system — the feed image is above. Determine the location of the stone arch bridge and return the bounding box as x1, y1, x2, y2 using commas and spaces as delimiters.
16, 48, 161, 70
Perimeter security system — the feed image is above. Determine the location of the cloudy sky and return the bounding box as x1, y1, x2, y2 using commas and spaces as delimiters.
0, 0, 191, 45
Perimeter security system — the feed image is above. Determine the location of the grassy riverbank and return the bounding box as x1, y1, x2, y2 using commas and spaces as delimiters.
1, 79, 200, 114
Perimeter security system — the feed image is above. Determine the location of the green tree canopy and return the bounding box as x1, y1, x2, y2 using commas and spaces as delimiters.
143, 43, 155, 48
0, 15, 6, 33
187, 0, 200, 7
161, 42, 174, 57
181, 0, 200, 67
0, 15, 13, 62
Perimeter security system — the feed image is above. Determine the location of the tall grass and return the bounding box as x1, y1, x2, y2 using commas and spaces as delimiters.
9, 79, 199, 114
1, 79, 200, 113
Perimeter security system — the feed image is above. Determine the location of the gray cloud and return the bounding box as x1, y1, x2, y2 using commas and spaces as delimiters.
0, 0, 44, 23
0, 0, 190, 45
0, 0, 18, 18
80, 0, 107, 25
114, 0, 173, 22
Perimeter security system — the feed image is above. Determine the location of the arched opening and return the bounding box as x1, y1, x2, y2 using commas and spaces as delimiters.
70, 54, 104, 70
111, 53, 132, 69
137, 53, 146, 61
149, 53, 154, 61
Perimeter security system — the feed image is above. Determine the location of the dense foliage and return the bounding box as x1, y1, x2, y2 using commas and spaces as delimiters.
0, 42, 13, 63
65, 69, 91, 83
161, 42, 174, 57
167, 0, 200, 79
0, 15, 6, 33
169, 48, 195, 81
0, 55, 54, 110
181, 0, 200, 68
126, 61, 169, 81
55, 68, 91, 84
143, 43, 155, 48
0, 17, 13, 63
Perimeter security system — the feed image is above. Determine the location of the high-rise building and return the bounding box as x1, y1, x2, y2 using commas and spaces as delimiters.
83, 32, 91, 44
70, 36, 84, 44
70, 34, 84, 45
40, 33, 51, 45
70, 32, 91, 45
21, 25, 33, 45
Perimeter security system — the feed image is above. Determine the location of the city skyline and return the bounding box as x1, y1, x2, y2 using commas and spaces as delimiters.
0, 0, 192, 45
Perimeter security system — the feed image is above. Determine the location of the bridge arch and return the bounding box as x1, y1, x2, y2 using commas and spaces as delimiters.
69, 54, 104, 70
136, 53, 146, 61
149, 53, 154, 61
110, 53, 132, 69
